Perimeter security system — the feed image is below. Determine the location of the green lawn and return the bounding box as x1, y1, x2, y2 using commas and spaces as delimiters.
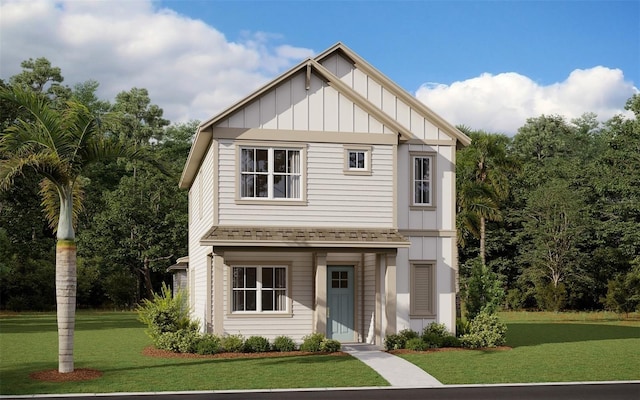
399, 311, 640, 384
0, 312, 387, 395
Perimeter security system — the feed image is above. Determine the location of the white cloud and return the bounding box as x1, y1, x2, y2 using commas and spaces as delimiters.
416, 67, 638, 135
0, 0, 313, 124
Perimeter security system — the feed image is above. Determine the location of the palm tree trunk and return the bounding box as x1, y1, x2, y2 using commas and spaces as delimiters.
56, 187, 76, 373
480, 216, 486, 267
56, 240, 76, 373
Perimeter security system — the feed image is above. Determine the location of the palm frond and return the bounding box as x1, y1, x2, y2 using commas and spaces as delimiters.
39, 179, 84, 232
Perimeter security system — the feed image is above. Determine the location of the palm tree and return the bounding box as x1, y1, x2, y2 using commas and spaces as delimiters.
457, 129, 512, 266
0, 86, 158, 373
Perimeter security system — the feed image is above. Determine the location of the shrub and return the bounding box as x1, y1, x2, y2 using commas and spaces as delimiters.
460, 257, 505, 320
196, 334, 222, 355
406, 337, 427, 351
384, 329, 419, 350
442, 335, 461, 348
460, 310, 507, 349
137, 283, 193, 345
422, 332, 444, 348
243, 336, 271, 353
155, 326, 201, 353
320, 338, 342, 353
300, 333, 325, 352
384, 333, 404, 350
456, 318, 471, 337
221, 334, 245, 352
272, 336, 297, 352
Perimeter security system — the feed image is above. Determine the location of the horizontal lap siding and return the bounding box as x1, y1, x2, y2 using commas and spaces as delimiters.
217, 140, 394, 227
221, 252, 313, 341
188, 147, 216, 326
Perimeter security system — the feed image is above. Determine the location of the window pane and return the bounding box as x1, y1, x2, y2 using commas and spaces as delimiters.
241, 149, 254, 172
421, 158, 430, 179
262, 291, 274, 311
256, 149, 268, 172
246, 267, 257, 288
246, 290, 257, 311
349, 152, 357, 168
275, 290, 286, 311
274, 150, 286, 172
288, 150, 300, 173
275, 268, 286, 288
289, 176, 299, 198
233, 290, 244, 311
414, 157, 422, 179
241, 175, 254, 197
256, 174, 268, 197
332, 279, 340, 288
233, 267, 244, 288
262, 268, 274, 288
273, 174, 286, 198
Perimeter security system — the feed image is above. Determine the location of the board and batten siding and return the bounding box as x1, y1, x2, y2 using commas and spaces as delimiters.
216, 71, 393, 135
220, 251, 314, 341
320, 53, 452, 142
187, 146, 216, 328
216, 139, 395, 227
397, 143, 456, 231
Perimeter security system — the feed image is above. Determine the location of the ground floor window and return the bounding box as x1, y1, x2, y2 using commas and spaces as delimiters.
232, 266, 287, 312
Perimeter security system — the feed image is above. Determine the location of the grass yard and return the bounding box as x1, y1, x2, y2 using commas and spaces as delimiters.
0, 312, 387, 395
400, 311, 640, 384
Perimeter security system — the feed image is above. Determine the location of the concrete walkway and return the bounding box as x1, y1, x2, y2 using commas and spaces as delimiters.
342, 343, 443, 387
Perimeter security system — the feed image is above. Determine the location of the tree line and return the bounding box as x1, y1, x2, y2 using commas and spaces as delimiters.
1, 57, 639, 314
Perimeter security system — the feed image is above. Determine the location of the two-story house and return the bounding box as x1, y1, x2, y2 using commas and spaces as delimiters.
178, 43, 471, 344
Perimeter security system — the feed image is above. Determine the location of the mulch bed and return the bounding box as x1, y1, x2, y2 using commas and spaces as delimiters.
30, 369, 103, 382
142, 346, 349, 359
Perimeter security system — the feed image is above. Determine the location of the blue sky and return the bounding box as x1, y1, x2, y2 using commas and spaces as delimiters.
1, 0, 638, 134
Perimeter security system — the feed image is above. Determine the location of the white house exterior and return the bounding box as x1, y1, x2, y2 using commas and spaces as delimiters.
179, 43, 471, 344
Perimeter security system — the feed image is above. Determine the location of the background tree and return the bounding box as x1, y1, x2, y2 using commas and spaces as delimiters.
0, 86, 159, 373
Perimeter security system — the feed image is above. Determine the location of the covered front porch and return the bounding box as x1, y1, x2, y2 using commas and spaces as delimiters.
200, 226, 410, 344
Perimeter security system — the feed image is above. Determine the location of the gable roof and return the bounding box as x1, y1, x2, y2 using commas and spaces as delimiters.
179, 42, 471, 189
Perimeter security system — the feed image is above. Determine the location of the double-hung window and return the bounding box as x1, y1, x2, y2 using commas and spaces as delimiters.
240, 147, 301, 199
232, 266, 288, 313
411, 153, 434, 207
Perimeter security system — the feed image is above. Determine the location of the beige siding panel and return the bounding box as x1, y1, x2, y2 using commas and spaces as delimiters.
276, 81, 293, 130
410, 109, 425, 138
324, 83, 339, 132
382, 88, 396, 120
367, 77, 382, 108
260, 90, 277, 129
425, 120, 439, 140
228, 109, 244, 128
439, 146, 455, 231
244, 101, 261, 128
396, 101, 410, 130
217, 140, 394, 227
354, 104, 369, 132
222, 251, 314, 341
308, 74, 324, 131
321, 54, 339, 75
352, 68, 368, 97
336, 54, 354, 83
338, 93, 354, 132
291, 73, 309, 131
369, 115, 383, 133
363, 253, 377, 343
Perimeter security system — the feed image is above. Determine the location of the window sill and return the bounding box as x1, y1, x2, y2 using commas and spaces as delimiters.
343, 169, 372, 176
409, 314, 436, 319
227, 312, 293, 318
235, 199, 308, 206
409, 205, 437, 211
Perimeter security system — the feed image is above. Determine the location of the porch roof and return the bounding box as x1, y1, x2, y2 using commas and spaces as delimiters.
200, 226, 411, 249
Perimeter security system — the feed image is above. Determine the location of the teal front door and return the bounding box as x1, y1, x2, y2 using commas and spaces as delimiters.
327, 266, 355, 342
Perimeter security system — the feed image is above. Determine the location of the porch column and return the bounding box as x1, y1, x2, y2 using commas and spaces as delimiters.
212, 253, 224, 335
314, 252, 327, 335
385, 253, 397, 336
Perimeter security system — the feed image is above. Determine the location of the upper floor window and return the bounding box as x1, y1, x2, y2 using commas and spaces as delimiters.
240, 147, 301, 199
343, 145, 372, 175
412, 154, 433, 206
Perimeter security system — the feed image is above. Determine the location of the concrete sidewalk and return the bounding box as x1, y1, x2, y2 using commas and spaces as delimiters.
342, 344, 443, 387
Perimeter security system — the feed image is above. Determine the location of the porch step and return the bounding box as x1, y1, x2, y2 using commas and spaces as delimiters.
342, 344, 443, 387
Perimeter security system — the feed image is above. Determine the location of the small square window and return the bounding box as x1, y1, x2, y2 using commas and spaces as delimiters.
344, 146, 372, 175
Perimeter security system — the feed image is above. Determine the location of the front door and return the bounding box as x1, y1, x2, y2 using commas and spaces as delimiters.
327, 266, 355, 342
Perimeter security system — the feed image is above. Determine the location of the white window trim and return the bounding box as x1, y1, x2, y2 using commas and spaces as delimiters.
409, 261, 436, 318
410, 152, 436, 210
228, 264, 291, 316
343, 145, 372, 175
235, 142, 307, 205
